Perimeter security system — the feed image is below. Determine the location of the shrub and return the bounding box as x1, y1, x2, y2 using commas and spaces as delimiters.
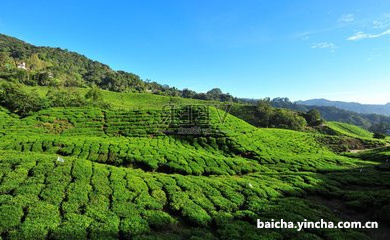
0, 82, 47, 116
46, 88, 86, 107
120, 215, 150, 237
142, 210, 176, 229
51, 213, 92, 240
0, 204, 24, 232
181, 202, 211, 226
151, 189, 167, 206
374, 132, 386, 139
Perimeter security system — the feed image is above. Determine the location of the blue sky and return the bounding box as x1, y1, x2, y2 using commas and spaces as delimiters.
1, 0, 390, 103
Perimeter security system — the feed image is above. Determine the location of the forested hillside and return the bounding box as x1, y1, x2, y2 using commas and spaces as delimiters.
268, 98, 390, 134
296, 99, 390, 116
0, 34, 234, 102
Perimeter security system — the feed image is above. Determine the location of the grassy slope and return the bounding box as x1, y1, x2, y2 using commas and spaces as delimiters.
0, 88, 390, 239
326, 121, 374, 139
353, 146, 390, 162
311, 121, 384, 152
23, 84, 216, 110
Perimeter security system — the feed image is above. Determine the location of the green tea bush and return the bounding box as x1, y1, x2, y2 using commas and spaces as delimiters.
120, 215, 150, 237
0, 204, 24, 233
142, 210, 176, 230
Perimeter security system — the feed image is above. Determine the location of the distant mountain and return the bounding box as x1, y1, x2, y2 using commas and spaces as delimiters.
267, 98, 390, 130
296, 99, 390, 116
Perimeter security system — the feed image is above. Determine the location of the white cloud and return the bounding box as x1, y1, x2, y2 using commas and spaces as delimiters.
311, 42, 337, 51
373, 13, 390, 29
339, 14, 354, 23
347, 29, 390, 40
296, 32, 310, 40
295, 16, 353, 41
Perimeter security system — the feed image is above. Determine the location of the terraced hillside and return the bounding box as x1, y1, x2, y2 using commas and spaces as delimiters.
311, 121, 384, 152
323, 122, 374, 139
0, 101, 390, 240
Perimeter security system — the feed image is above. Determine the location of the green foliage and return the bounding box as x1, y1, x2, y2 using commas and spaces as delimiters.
85, 85, 103, 101
46, 88, 86, 107
28, 53, 51, 71
143, 210, 176, 229
257, 98, 273, 127
230, 98, 307, 131
0, 52, 15, 71
269, 108, 307, 130
373, 132, 386, 139
0, 34, 145, 92
370, 122, 390, 138
120, 215, 150, 237
0, 205, 23, 232
0, 83, 113, 116
205, 88, 233, 102
0, 82, 47, 116
304, 109, 322, 126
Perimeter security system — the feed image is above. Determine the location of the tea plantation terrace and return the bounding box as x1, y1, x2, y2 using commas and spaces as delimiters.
0, 105, 389, 239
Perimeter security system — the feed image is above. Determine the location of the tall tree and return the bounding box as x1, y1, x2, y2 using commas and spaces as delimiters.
257, 98, 273, 127
206, 88, 223, 100
305, 109, 322, 126
0, 82, 46, 116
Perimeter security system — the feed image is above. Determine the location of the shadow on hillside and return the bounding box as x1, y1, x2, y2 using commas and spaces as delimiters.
305, 165, 390, 240
161, 163, 390, 240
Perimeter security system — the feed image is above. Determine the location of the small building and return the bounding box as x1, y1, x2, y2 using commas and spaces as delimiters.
17, 62, 27, 70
